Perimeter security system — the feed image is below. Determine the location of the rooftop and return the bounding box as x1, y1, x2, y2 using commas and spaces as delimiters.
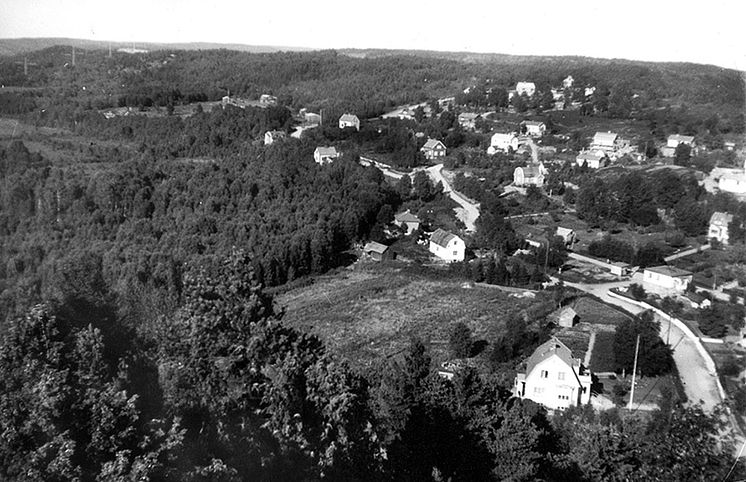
645, 265, 693, 278
710, 211, 733, 226
430, 228, 458, 248
422, 138, 445, 150
363, 241, 388, 254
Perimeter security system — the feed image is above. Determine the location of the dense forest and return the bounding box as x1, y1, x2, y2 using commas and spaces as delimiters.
1, 45, 745, 479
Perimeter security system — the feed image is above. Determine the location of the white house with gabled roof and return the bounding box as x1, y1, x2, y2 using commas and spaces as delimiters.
429, 228, 465, 262
314, 146, 340, 165
488, 132, 519, 154
338, 113, 360, 130
709, 212, 734, 244
642, 266, 693, 293
516, 82, 536, 97
420, 138, 447, 160
513, 337, 592, 410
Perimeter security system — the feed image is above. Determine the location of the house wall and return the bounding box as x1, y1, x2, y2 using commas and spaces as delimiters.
642, 271, 691, 292
515, 355, 591, 410
719, 177, 746, 194
429, 238, 465, 262
709, 223, 729, 244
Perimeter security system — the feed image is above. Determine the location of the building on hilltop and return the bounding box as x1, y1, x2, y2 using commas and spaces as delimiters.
428, 229, 465, 262
420, 138, 447, 160
314, 146, 340, 165
338, 113, 360, 130
513, 337, 592, 410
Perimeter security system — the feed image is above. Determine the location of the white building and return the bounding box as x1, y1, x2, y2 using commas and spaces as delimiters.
338, 113, 360, 131
514, 163, 546, 187
516, 82, 536, 97
709, 211, 734, 244
429, 229, 465, 262
458, 112, 481, 130
264, 130, 286, 145
719, 160, 746, 194
314, 146, 340, 165
667, 134, 695, 149
513, 337, 592, 410
488, 132, 519, 154
642, 266, 693, 294
576, 151, 606, 169
521, 120, 546, 137
420, 138, 447, 160
562, 75, 574, 89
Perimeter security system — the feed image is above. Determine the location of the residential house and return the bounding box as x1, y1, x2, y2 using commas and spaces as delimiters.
264, 130, 286, 145
709, 211, 734, 244
314, 146, 340, 165
420, 138, 447, 160
684, 291, 711, 310
642, 266, 693, 293
304, 112, 321, 126
590, 131, 628, 159
667, 134, 696, 149
516, 82, 536, 97
259, 94, 277, 105
725, 141, 736, 151
513, 163, 546, 187
584, 86, 596, 98
562, 75, 574, 89
338, 113, 360, 131
488, 132, 519, 154
394, 210, 421, 235
429, 229, 466, 262
556, 227, 576, 247
363, 241, 392, 261
458, 112, 481, 130
576, 151, 606, 169
549, 306, 578, 328
221, 95, 254, 109
521, 120, 546, 137
719, 159, 746, 194
513, 337, 592, 410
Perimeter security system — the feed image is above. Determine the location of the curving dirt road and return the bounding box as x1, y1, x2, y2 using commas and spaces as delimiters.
425, 164, 480, 232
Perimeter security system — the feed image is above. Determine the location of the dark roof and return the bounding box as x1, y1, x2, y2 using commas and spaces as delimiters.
395, 210, 420, 223
524, 337, 579, 376
430, 228, 457, 248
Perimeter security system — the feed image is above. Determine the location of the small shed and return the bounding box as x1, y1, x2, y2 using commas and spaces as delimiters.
549, 306, 579, 328
363, 241, 392, 261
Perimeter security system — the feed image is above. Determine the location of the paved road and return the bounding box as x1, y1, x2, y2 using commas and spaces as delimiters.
558, 276, 723, 412
425, 164, 480, 232
520, 136, 540, 163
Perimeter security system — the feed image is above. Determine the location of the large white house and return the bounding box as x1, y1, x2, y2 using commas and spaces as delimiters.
338, 113, 360, 130
314, 146, 340, 165
709, 211, 734, 244
642, 266, 693, 293
394, 210, 421, 235
513, 337, 592, 410
516, 82, 536, 97
521, 120, 546, 137
576, 151, 606, 169
562, 75, 574, 89
514, 163, 546, 187
667, 134, 695, 149
264, 130, 286, 145
719, 159, 746, 194
429, 229, 465, 262
420, 138, 447, 160
488, 132, 519, 154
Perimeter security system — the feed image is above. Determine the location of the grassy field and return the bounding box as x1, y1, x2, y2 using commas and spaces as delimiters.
276, 262, 553, 367
590, 331, 617, 372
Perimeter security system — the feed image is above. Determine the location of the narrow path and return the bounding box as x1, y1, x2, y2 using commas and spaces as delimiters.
584, 331, 596, 367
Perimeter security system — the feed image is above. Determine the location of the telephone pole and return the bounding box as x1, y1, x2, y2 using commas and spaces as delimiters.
627, 334, 641, 410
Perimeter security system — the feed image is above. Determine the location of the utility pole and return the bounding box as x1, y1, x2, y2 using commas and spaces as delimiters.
108, 43, 112, 58
627, 334, 641, 410
23, 56, 28, 76
72, 46, 76, 67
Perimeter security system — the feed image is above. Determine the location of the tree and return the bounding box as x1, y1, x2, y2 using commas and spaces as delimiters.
449, 322, 473, 358
613, 310, 673, 376
674, 142, 692, 165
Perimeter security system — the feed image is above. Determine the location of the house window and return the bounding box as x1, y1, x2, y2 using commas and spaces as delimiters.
558, 372, 565, 380
540, 370, 548, 378
558, 394, 569, 400
533, 387, 544, 394
453, 251, 457, 256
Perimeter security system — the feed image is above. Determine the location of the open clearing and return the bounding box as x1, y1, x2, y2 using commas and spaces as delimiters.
276, 263, 552, 367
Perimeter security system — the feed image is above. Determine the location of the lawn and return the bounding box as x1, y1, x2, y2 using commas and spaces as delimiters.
572, 297, 632, 327
276, 262, 554, 367
590, 331, 617, 373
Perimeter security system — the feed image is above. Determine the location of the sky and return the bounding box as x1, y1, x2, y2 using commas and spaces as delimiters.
1, 0, 745, 71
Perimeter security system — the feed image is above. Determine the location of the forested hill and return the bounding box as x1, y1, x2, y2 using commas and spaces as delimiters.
0, 44, 742, 120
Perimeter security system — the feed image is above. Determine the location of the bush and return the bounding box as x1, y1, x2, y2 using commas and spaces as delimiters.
449, 322, 473, 358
